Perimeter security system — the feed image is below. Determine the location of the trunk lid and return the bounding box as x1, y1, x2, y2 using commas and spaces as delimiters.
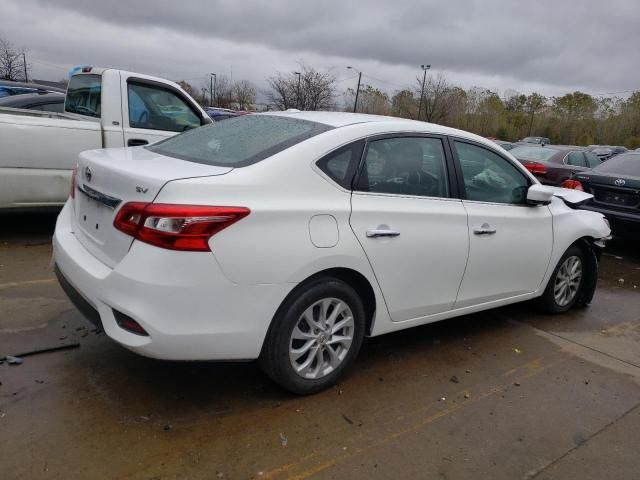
574, 172, 640, 211
72, 146, 232, 267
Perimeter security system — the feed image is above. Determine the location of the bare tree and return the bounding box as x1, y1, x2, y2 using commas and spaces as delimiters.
233, 79, 257, 110
344, 84, 390, 114
0, 36, 29, 81
267, 64, 335, 111
414, 72, 454, 123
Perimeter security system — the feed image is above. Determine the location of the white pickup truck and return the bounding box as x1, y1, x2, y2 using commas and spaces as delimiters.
0, 67, 211, 210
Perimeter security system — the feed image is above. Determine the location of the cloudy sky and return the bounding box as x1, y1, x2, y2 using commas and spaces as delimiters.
4, 0, 639, 103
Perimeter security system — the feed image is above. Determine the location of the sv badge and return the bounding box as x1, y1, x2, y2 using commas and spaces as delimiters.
136, 186, 149, 194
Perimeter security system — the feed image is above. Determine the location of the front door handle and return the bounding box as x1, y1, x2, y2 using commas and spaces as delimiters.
127, 138, 149, 147
366, 228, 401, 238
473, 223, 497, 235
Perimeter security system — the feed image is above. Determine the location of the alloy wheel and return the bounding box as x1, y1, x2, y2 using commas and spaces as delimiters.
289, 297, 355, 379
553, 255, 582, 307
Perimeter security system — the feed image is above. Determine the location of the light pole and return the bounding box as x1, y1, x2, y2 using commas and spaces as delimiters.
418, 64, 431, 121
210, 73, 217, 107
294, 71, 302, 109
347, 66, 362, 113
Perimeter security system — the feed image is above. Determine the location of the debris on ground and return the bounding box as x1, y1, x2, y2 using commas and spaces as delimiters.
464, 392, 471, 399
513, 347, 521, 354
450, 375, 460, 384
440, 397, 447, 401
140, 416, 150, 421
295, 408, 303, 413
34, 379, 44, 384
466, 369, 471, 374
514, 381, 521, 387
342, 414, 354, 425
4, 343, 80, 361
279, 432, 288, 447
5, 355, 23, 365
618, 278, 625, 285
163, 424, 172, 431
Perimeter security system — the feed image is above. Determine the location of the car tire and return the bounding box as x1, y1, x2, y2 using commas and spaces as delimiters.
537, 245, 585, 314
259, 277, 365, 395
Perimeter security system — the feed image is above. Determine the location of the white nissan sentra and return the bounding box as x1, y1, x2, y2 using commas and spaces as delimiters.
53, 112, 610, 394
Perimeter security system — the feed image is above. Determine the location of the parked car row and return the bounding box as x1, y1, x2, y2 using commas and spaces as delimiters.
587, 145, 629, 161
563, 152, 640, 236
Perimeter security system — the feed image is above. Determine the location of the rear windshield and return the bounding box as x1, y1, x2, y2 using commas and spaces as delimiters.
65, 74, 101, 118
509, 146, 558, 162
593, 154, 640, 177
148, 115, 333, 167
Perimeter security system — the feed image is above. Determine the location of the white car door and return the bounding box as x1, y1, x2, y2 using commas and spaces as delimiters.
451, 139, 553, 308
349, 135, 469, 322
121, 79, 205, 147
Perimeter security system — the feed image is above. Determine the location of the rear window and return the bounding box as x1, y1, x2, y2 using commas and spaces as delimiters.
65, 74, 101, 118
148, 115, 333, 167
593, 154, 640, 177
510, 146, 558, 162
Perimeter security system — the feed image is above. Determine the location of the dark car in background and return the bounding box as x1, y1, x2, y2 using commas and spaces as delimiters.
519, 136, 551, 145
0, 80, 65, 99
509, 145, 601, 186
0, 91, 65, 112
204, 107, 249, 121
564, 152, 640, 236
588, 145, 628, 161
491, 139, 516, 151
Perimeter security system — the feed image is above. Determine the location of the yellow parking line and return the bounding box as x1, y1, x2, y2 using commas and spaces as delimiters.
263, 355, 569, 479
0, 278, 56, 289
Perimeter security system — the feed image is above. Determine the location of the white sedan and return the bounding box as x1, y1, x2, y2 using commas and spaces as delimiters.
53, 112, 610, 394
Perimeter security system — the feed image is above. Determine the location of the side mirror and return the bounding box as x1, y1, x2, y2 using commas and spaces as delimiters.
527, 184, 554, 206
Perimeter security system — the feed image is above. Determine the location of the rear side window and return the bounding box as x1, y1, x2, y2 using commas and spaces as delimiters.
148, 115, 333, 167
566, 151, 586, 167
316, 141, 364, 189
355, 137, 449, 198
65, 74, 101, 118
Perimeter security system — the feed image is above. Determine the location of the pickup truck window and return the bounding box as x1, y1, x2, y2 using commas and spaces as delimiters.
128, 82, 201, 133
65, 74, 101, 118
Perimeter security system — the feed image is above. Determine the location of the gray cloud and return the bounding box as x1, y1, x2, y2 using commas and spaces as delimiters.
4, 0, 639, 98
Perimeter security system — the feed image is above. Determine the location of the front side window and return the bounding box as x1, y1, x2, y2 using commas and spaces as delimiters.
355, 137, 449, 198
455, 141, 529, 204
65, 74, 101, 118
128, 82, 201, 132
148, 114, 333, 167
566, 151, 586, 167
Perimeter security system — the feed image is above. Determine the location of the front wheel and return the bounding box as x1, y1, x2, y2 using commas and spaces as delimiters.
537, 245, 585, 314
260, 277, 365, 395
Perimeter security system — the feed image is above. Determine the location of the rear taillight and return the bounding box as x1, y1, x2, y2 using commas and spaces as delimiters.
524, 161, 547, 175
113, 203, 250, 251
562, 179, 584, 191
70, 164, 78, 199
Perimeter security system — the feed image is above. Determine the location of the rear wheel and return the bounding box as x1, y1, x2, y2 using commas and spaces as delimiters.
538, 245, 585, 314
260, 277, 365, 395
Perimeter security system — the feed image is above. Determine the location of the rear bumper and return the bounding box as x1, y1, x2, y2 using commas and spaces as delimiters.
580, 204, 640, 234
53, 201, 294, 361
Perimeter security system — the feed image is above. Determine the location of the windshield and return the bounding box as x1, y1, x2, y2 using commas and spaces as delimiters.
148, 115, 333, 167
593, 154, 640, 177
509, 146, 557, 162
65, 74, 101, 118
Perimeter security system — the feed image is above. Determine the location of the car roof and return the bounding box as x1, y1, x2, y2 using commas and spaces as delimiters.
0, 80, 65, 94
0, 91, 65, 106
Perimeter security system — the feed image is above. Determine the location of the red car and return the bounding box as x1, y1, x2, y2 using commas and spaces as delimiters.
509, 145, 602, 186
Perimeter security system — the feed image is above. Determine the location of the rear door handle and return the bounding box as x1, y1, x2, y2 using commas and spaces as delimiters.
366, 228, 401, 238
473, 223, 496, 235
127, 138, 149, 147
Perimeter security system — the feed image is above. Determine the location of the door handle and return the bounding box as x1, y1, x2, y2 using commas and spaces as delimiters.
473, 223, 496, 235
127, 138, 149, 147
366, 228, 401, 238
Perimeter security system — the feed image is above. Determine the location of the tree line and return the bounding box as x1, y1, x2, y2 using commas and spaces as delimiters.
3, 32, 637, 148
